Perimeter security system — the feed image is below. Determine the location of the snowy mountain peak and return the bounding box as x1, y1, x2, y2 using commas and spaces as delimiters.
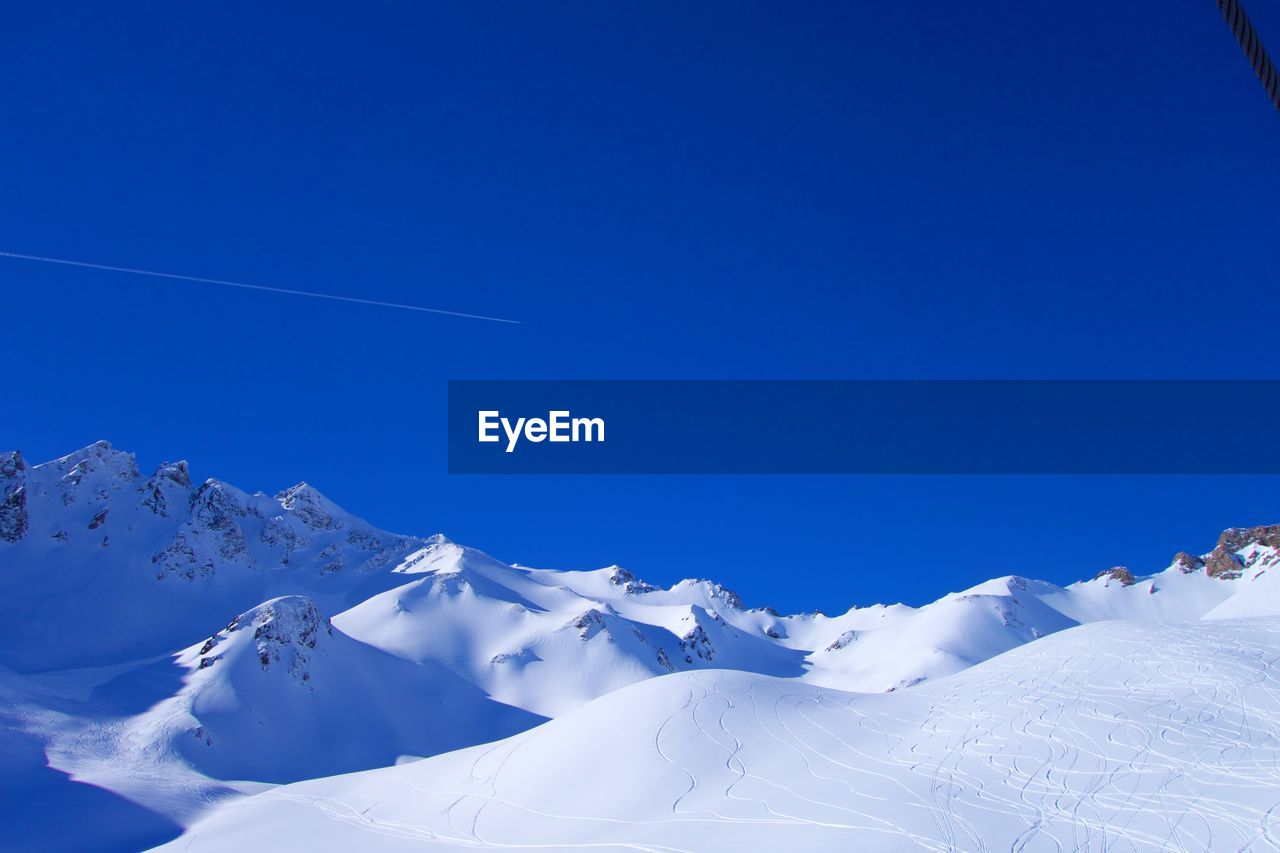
193, 596, 334, 691
137, 460, 194, 517
242, 596, 330, 680
564, 608, 614, 640
669, 578, 745, 609
44, 439, 141, 482
5, 441, 1280, 721
7, 443, 1280, 853
607, 565, 657, 594
275, 483, 343, 531
154, 460, 192, 488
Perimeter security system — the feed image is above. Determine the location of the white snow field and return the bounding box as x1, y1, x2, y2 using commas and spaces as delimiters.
2, 442, 1280, 850
160, 616, 1280, 852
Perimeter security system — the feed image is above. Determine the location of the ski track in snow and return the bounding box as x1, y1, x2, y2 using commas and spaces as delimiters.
164, 618, 1280, 852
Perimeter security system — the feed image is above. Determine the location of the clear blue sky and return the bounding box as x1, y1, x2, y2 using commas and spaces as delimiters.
4, 2, 1278, 613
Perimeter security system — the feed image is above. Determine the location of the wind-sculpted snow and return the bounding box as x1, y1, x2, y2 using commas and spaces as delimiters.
163, 616, 1280, 852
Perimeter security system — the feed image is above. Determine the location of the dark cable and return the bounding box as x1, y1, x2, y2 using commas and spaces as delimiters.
1217, 0, 1280, 110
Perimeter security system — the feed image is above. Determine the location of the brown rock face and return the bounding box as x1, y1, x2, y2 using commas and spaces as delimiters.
1216, 525, 1280, 552
1095, 566, 1136, 586
1203, 524, 1280, 579
1172, 551, 1205, 573
1206, 547, 1242, 578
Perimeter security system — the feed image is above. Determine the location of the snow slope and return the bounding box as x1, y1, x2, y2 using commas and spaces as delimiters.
3, 442, 1280, 851
0, 595, 541, 849
163, 614, 1280, 852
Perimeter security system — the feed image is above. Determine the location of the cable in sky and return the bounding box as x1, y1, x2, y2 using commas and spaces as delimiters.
1216, 0, 1280, 111
0, 250, 521, 324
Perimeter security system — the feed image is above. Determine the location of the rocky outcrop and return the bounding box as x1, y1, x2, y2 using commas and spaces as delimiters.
53, 442, 140, 506
197, 597, 331, 686
0, 450, 24, 481
1206, 548, 1243, 579
152, 531, 215, 581
261, 515, 306, 564
608, 566, 657, 595
672, 578, 745, 610
276, 484, 341, 531
825, 630, 857, 651
566, 609, 611, 641
0, 451, 27, 543
189, 481, 256, 564
1201, 525, 1280, 579
0, 484, 27, 543
1172, 551, 1204, 573
680, 625, 715, 663
247, 597, 330, 683
138, 461, 193, 517
1095, 566, 1136, 586
1216, 525, 1280, 553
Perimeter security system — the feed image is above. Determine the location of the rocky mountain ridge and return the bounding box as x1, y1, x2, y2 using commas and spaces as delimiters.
3, 441, 1279, 851
2, 441, 1277, 693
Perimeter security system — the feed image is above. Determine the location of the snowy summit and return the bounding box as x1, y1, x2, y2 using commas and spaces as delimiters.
2, 442, 1279, 851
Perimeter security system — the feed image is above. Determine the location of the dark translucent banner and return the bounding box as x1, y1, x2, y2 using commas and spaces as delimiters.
447, 380, 1280, 474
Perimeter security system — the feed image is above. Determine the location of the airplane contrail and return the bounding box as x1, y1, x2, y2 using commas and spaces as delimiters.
0, 250, 521, 324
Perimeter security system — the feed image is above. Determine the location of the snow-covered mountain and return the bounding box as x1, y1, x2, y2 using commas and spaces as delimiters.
0, 441, 427, 672
165, 615, 1280, 852
2, 441, 1279, 851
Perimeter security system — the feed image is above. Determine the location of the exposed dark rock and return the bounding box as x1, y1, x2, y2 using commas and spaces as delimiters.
152, 532, 215, 581
0, 450, 25, 480
1217, 525, 1280, 552
825, 630, 857, 651
1172, 551, 1204, 573
318, 543, 344, 574
189, 481, 254, 563
1095, 566, 1135, 586
1206, 547, 1243, 579
276, 483, 341, 531
138, 461, 193, 516
680, 625, 715, 662
0, 484, 27, 543
608, 566, 657, 594
566, 609, 611, 641
1, 449, 29, 543
246, 597, 331, 685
